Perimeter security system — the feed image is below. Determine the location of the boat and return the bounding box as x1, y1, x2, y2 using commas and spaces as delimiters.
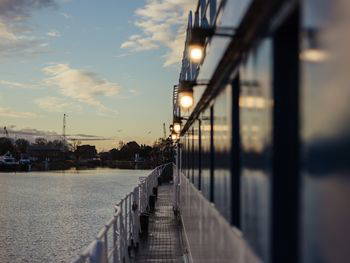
0, 152, 19, 171
72, 0, 350, 262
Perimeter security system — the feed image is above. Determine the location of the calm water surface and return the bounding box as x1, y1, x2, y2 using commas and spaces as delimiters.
0, 168, 150, 263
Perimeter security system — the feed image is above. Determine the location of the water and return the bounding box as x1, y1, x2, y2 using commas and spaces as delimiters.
0, 168, 150, 263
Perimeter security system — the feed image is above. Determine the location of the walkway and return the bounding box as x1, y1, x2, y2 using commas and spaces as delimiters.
135, 184, 184, 263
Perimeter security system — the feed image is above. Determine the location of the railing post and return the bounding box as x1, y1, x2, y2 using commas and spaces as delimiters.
113, 209, 119, 263
128, 194, 132, 246
124, 197, 128, 262
104, 230, 108, 262
132, 186, 140, 247
124, 196, 127, 244
119, 211, 124, 262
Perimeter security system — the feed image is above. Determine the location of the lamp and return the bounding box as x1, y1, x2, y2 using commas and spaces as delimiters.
300, 28, 328, 62
173, 117, 182, 133
178, 80, 195, 109
171, 131, 178, 141
188, 27, 210, 63
173, 123, 181, 133
188, 26, 235, 63
169, 124, 174, 132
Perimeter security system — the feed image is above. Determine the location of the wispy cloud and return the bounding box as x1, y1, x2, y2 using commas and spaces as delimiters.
121, 34, 158, 51
0, 79, 42, 89
35, 96, 82, 113
0, 125, 112, 142
42, 63, 120, 114
0, 0, 55, 59
121, 0, 195, 66
60, 12, 71, 19
0, 106, 38, 118
47, 29, 61, 37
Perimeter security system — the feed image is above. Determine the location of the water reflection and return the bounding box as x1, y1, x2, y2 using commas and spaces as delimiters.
0, 168, 149, 263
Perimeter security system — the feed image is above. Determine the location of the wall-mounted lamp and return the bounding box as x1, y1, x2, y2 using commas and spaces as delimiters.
173, 117, 182, 133
188, 26, 235, 64
300, 28, 329, 63
173, 123, 181, 133
178, 80, 195, 109
171, 131, 178, 141
177, 80, 209, 110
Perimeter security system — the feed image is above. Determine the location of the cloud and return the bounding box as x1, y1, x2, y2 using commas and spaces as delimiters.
42, 63, 120, 114
0, 0, 55, 20
1, 126, 110, 142
68, 134, 112, 141
0, 0, 55, 58
47, 29, 61, 37
0, 106, 38, 118
120, 34, 158, 51
35, 96, 82, 113
0, 80, 42, 89
60, 12, 71, 19
0, 127, 61, 141
121, 0, 195, 66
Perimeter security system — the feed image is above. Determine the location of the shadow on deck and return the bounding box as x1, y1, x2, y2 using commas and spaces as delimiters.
135, 184, 184, 263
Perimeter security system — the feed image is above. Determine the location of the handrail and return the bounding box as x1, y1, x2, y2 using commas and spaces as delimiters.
71, 163, 172, 263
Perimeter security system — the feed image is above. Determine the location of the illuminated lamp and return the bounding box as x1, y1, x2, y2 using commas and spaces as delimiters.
188, 27, 210, 64
300, 28, 329, 63
173, 117, 182, 133
178, 80, 195, 110
188, 26, 235, 64
171, 131, 178, 141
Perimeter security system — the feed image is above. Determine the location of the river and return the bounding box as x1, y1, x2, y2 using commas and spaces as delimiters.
0, 168, 150, 263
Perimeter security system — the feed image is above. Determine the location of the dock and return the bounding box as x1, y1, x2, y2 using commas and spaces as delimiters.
135, 184, 184, 263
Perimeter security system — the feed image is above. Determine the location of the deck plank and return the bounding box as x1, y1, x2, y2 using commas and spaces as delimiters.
135, 184, 183, 263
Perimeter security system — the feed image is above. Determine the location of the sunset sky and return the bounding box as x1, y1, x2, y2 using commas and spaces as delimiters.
0, 0, 195, 151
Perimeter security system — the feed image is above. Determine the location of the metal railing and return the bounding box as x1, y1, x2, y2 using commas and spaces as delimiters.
71, 164, 170, 263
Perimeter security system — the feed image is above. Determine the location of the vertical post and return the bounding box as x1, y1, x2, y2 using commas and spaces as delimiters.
128, 194, 132, 248
119, 212, 124, 262
198, 119, 202, 190
124, 196, 128, 248
104, 230, 108, 262
272, 6, 300, 263
231, 74, 241, 227
210, 106, 215, 203
113, 218, 118, 263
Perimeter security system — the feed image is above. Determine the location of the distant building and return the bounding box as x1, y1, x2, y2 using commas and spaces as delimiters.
28, 145, 65, 161
75, 145, 97, 160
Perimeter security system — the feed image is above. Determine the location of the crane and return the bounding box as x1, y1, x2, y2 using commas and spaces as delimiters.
163, 123, 166, 139
62, 114, 67, 141
3, 126, 9, 137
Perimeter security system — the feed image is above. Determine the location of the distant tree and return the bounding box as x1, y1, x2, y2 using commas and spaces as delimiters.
109, 148, 120, 160
118, 140, 125, 150
75, 145, 97, 160
140, 144, 153, 159
99, 151, 111, 161
70, 139, 81, 152
35, 137, 48, 145
119, 141, 140, 160
0, 137, 14, 155
51, 139, 69, 151
15, 138, 29, 154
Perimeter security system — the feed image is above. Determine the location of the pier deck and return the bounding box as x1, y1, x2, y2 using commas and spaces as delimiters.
135, 184, 184, 263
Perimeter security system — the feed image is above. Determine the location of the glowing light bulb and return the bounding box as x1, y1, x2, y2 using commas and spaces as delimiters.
179, 93, 194, 109
173, 123, 181, 133
189, 45, 204, 63
171, 133, 178, 140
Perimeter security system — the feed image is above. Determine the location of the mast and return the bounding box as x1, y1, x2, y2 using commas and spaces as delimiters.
62, 114, 67, 141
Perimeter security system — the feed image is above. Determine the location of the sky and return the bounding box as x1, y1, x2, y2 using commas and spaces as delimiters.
0, 0, 196, 151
